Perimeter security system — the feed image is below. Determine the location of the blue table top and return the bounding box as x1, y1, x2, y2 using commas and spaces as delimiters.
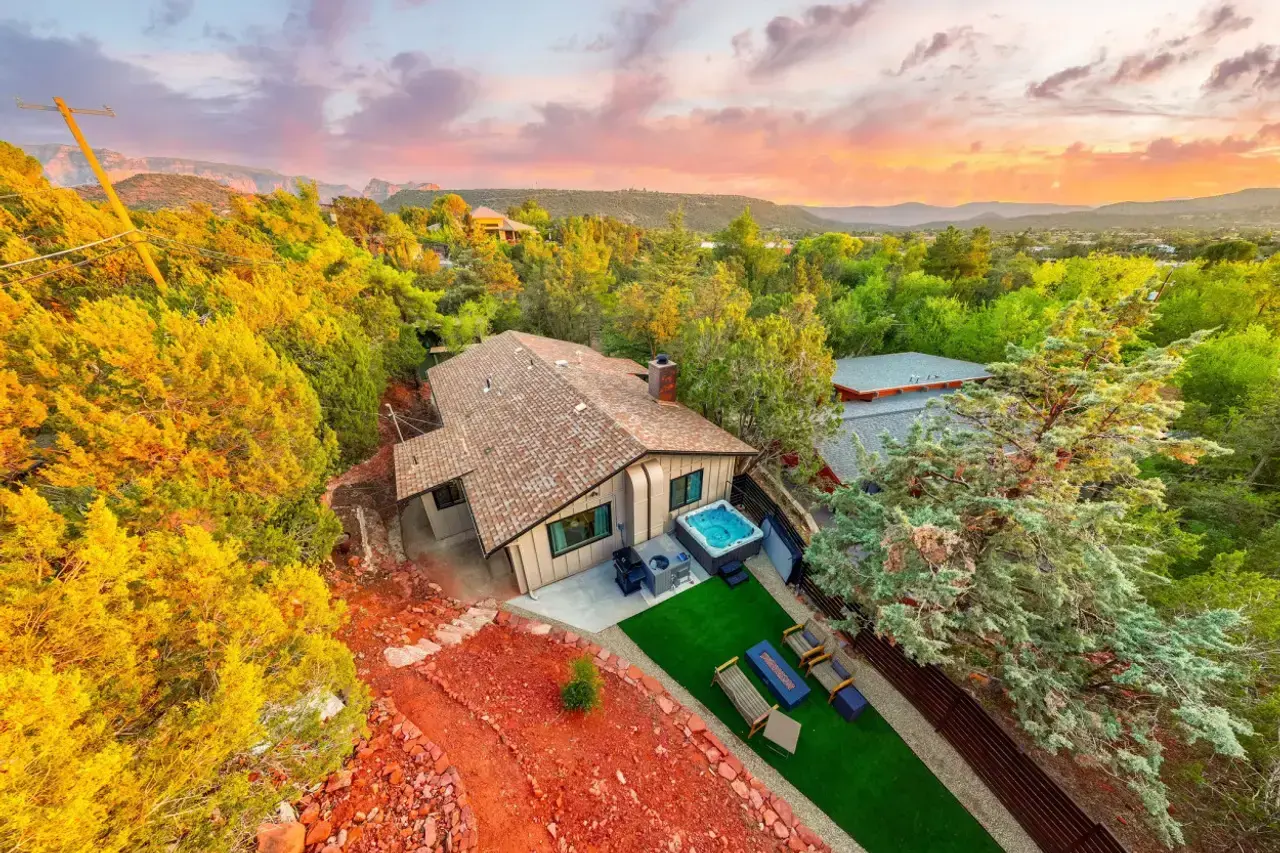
745, 640, 810, 710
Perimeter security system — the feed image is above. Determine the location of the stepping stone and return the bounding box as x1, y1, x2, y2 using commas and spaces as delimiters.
384, 645, 430, 668
435, 626, 465, 646
466, 607, 498, 623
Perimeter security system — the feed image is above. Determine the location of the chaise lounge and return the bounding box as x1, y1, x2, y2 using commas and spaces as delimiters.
712, 657, 777, 738
782, 617, 830, 667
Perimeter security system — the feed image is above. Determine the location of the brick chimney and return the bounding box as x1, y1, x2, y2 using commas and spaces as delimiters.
648, 354, 678, 403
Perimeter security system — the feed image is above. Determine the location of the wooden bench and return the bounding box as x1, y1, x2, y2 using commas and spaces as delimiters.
712, 657, 777, 738
782, 617, 829, 666
805, 644, 858, 703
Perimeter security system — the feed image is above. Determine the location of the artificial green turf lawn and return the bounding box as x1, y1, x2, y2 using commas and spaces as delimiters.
620, 578, 1001, 853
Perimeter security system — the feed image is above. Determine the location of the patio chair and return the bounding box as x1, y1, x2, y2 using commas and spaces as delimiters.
782, 617, 829, 667
805, 644, 858, 703
712, 657, 777, 738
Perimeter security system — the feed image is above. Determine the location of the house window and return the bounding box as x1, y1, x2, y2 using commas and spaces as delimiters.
670, 469, 704, 511
432, 480, 466, 510
548, 504, 612, 558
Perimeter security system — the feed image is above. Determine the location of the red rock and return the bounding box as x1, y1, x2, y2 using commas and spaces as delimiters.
626, 665, 643, 681
495, 611, 510, 625
773, 798, 795, 827
687, 714, 707, 733
389, 767, 403, 785
640, 675, 663, 695
345, 826, 363, 846
298, 804, 320, 826
796, 824, 823, 847
725, 754, 744, 776
304, 818, 332, 846
563, 631, 579, 645
705, 732, 727, 755
787, 835, 807, 851
717, 762, 737, 781
656, 695, 676, 714
763, 809, 779, 827
256, 822, 304, 853
434, 753, 451, 775
731, 779, 749, 798
772, 820, 791, 839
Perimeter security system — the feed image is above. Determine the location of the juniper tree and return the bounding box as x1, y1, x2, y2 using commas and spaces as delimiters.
807, 296, 1250, 845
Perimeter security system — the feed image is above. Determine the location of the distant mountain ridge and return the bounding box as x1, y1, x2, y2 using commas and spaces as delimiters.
806, 201, 1093, 227
363, 178, 441, 202
902, 188, 1280, 231
20, 143, 360, 202
381, 187, 837, 232
73, 173, 244, 212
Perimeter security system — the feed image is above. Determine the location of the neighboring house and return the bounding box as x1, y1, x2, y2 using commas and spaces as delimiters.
817, 352, 990, 487
469, 206, 537, 243
393, 331, 756, 594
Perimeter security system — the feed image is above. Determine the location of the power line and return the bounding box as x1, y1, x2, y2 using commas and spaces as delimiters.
0, 230, 135, 271
0, 243, 137, 288
144, 233, 286, 266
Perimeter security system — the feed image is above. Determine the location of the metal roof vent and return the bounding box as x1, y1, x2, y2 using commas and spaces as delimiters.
528, 358, 534, 370
483, 377, 492, 393
555, 359, 569, 367
574, 402, 587, 413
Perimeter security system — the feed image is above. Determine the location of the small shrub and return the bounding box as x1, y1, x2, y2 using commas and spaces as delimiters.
560, 654, 603, 712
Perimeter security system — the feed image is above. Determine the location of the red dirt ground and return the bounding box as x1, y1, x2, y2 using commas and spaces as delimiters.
329, 563, 782, 853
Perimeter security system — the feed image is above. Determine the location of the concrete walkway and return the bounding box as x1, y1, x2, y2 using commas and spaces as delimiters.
507, 553, 1039, 853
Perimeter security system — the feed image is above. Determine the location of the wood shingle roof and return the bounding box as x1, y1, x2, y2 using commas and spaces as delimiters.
393, 331, 755, 555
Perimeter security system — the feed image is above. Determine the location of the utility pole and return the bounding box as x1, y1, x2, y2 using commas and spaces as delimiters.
16, 97, 167, 291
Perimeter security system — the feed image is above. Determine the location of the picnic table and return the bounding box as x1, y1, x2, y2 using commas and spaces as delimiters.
745, 640, 810, 710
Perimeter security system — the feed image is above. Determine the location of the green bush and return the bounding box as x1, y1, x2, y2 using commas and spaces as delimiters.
560, 654, 603, 712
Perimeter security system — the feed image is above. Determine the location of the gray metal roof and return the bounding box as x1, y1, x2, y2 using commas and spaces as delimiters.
818, 391, 956, 484
832, 352, 990, 394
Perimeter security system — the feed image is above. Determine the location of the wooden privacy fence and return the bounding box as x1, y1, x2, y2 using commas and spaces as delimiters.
729, 475, 1127, 853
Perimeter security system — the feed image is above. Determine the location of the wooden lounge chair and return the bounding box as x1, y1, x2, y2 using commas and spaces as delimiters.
805, 644, 858, 703
782, 617, 829, 666
712, 657, 777, 738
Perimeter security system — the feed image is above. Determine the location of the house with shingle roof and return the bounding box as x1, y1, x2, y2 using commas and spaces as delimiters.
393, 331, 756, 594
817, 352, 990, 486
469, 206, 537, 243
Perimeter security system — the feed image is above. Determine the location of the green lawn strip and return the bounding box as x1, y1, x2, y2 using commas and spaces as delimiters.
619, 579, 1001, 853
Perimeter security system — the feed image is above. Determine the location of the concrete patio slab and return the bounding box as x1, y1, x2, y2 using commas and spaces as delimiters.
506, 534, 713, 633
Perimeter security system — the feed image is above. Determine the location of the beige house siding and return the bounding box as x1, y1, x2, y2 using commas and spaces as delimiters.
421, 485, 475, 540
505, 452, 743, 594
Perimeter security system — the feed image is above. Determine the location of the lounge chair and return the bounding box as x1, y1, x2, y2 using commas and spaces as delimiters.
782, 617, 829, 666
805, 644, 858, 703
712, 657, 777, 738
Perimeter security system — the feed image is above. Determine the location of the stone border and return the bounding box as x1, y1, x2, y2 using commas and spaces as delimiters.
488, 611, 834, 853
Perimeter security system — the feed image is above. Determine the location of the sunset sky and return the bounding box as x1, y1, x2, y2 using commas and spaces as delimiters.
4, 0, 1280, 206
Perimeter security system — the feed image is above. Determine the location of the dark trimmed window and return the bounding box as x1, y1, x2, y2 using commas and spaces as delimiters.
548, 504, 612, 557
432, 480, 466, 510
669, 469, 704, 511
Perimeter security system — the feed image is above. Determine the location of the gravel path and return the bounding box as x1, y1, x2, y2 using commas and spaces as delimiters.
507, 555, 1040, 853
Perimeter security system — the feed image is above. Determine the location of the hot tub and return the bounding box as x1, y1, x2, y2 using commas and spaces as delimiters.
673, 499, 764, 573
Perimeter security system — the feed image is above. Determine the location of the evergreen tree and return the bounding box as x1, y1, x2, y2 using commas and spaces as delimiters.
807, 297, 1248, 845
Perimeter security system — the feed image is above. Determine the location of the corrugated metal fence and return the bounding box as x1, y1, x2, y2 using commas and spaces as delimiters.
730, 474, 1127, 853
